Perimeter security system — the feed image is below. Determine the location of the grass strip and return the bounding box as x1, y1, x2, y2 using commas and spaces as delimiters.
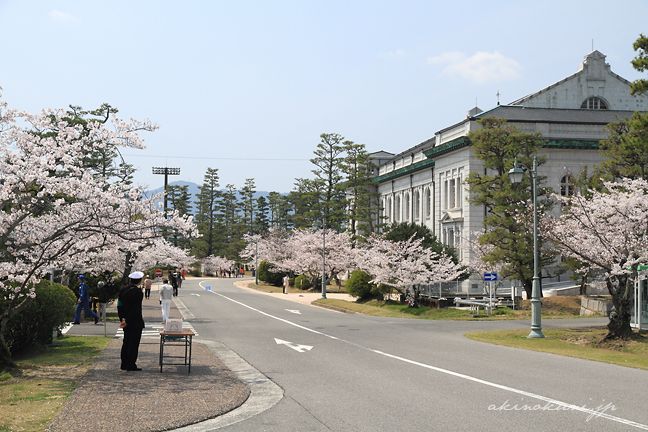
465, 328, 648, 370
0, 335, 110, 432
313, 298, 586, 320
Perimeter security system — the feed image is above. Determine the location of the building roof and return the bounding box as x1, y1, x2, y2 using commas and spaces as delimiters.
472, 105, 635, 125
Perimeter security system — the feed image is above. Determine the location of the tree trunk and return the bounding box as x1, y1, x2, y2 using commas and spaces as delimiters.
0, 317, 17, 369
604, 276, 633, 340
579, 273, 588, 296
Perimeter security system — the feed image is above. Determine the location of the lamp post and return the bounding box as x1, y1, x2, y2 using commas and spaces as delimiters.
321, 220, 327, 299
508, 156, 544, 338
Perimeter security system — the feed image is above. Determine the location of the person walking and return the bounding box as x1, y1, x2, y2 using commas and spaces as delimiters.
144, 275, 152, 300
159, 278, 173, 322
283, 274, 289, 294
171, 273, 179, 296
118, 271, 145, 371
73, 275, 99, 324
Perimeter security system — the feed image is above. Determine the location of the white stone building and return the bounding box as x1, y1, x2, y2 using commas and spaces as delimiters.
374, 51, 648, 268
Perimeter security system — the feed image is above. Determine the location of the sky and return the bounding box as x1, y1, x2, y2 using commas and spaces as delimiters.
1, 1, 647, 193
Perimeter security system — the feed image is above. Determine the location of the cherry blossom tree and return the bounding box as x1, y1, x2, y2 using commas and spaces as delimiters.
203, 255, 235, 275
242, 228, 354, 287
355, 234, 465, 307
0, 92, 197, 364
543, 178, 648, 340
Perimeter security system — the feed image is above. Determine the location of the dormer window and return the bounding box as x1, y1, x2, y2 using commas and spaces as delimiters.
581, 97, 608, 110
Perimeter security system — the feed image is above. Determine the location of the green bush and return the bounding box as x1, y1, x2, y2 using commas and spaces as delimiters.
345, 269, 377, 300
257, 260, 284, 286
5, 281, 77, 354
294, 275, 312, 290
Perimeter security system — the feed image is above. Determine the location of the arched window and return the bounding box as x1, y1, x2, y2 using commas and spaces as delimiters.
404, 194, 410, 221
580, 97, 608, 110
425, 188, 431, 218
414, 191, 420, 221
560, 175, 575, 197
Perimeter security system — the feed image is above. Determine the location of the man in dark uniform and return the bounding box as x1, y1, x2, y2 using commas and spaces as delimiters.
118, 271, 145, 371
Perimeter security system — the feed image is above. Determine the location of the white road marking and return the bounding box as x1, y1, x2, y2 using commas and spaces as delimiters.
191, 293, 200, 296
286, 309, 301, 314
274, 338, 313, 353
202, 282, 648, 430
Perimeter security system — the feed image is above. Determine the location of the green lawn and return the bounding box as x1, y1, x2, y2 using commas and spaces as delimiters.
1, 336, 110, 432
465, 328, 648, 370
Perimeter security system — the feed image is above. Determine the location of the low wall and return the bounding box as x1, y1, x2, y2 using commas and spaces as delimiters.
580, 296, 612, 317
545, 286, 580, 297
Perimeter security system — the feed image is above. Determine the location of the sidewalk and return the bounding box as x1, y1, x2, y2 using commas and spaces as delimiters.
48, 299, 251, 432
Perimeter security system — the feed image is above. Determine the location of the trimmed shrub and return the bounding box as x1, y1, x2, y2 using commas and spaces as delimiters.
345, 269, 377, 300
257, 260, 284, 286
5, 281, 77, 354
294, 275, 312, 290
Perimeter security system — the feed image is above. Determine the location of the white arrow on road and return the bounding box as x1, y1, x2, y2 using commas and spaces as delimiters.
274, 338, 313, 353
286, 309, 301, 314
191, 294, 200, 296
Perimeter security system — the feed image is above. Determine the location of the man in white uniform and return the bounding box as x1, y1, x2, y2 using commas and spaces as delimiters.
159, 278, 173, 322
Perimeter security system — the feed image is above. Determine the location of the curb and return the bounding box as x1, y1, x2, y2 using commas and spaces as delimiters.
171, 340, 283, 431
310, 301, 357, 314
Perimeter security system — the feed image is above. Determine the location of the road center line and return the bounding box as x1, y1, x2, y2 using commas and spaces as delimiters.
201, 283, 648, 430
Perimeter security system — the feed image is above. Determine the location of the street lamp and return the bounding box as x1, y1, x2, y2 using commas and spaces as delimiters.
321, 219, 327, 300
508, 156, 544, 338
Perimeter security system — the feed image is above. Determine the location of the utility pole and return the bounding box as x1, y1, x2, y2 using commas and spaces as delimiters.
152, 167, 181, 215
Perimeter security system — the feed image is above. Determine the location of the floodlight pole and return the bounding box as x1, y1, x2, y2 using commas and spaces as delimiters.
509, 156, 544, 338
152, 167, 181, 216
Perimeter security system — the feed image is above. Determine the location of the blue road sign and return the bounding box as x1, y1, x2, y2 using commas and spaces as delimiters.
484, 273, 498, 281
205, 286, 211, 290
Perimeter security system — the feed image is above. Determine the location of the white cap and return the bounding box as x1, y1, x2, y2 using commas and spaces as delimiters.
129, 271, 144, 279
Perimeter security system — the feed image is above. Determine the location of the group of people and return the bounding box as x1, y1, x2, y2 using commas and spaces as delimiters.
220, 267, 244, 278
72, 269, 186, 372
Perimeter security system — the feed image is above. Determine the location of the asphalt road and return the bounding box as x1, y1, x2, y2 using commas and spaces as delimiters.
179, 277, 647, 431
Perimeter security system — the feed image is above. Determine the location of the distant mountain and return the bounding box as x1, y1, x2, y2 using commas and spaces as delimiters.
144, 181, 278, 214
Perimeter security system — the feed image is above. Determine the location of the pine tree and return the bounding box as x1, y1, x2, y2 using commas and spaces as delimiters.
464, 117, 556, 299
309, 133, 347, 232
341, 142, 382, 241
166, 184, 192, 248
254, 195, 270, 233
193, 168, 221, 257
239, 178, 257, 234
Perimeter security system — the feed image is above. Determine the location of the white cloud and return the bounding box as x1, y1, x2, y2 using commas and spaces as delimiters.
379, 49, 405, 58
49, 10, 74, 22
427, 51, 521, 84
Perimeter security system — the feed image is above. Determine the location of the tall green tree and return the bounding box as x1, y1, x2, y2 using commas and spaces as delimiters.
254, 195, 270, 233
193, 168, 221, 257
166, 184, 193, 248
239, 178, 257, 234
268, 191, 291, 230
465, 117, 555, 299
56, 104, 137, 185
341, 142, 382, 241
309, 133, 348, 232
218, 184, 244, 260
289, 178, 322, 229
596, 111, 648, 182
630, 33, 648, 95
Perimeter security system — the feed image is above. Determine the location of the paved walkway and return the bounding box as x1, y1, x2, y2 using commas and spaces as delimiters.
48, 299, 251, 432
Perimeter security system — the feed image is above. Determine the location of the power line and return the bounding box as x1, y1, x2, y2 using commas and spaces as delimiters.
122, 154, 309, 161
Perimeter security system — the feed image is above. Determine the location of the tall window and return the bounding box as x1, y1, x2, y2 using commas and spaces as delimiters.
414, 191, 420, 221
560, 175, 574, 197
404, 194, 410, 221
395, 196, 401, 222
387, 197, 392, 222
425, 188, 431, 218
449, 179, 456, 208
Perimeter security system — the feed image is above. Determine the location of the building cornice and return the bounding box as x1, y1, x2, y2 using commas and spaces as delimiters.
375, 158, 435, 184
